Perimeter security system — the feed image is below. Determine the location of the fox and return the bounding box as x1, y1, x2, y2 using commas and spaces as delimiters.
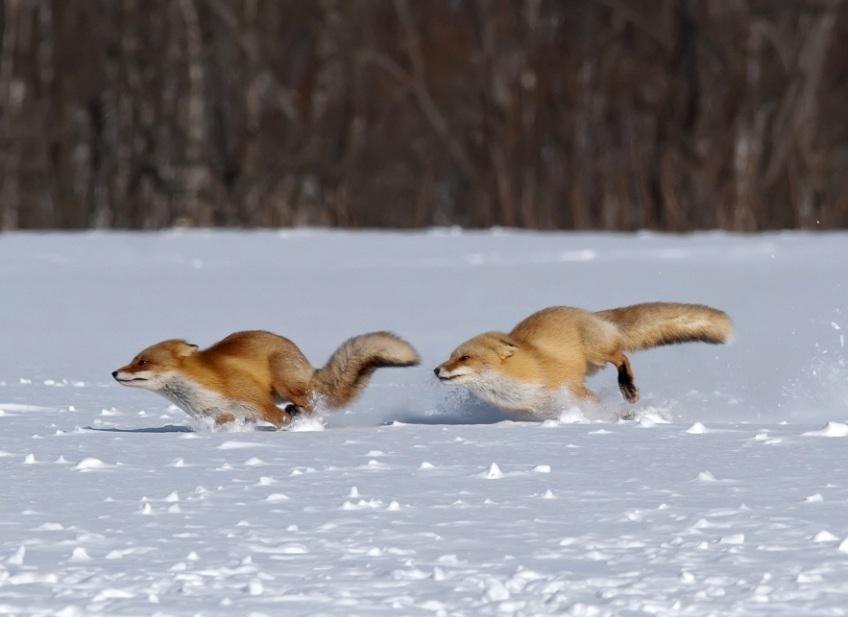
434, 302, 732, 414
113, 330, 420, 428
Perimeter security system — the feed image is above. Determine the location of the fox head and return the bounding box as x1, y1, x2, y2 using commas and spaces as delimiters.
434, 332, 519, 383
112, 339, 199, 390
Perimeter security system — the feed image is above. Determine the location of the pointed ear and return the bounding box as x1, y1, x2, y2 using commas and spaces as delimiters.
177, 342, 199, 357
494, 336, 519, 360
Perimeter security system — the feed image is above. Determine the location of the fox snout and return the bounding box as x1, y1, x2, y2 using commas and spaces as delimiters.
434, 362, 470, 382
112, 364, 158, 388
112, 367, 140, 383
434, 365, 452, 380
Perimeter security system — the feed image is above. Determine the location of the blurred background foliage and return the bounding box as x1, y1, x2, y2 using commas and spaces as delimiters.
1, 0, 847, 230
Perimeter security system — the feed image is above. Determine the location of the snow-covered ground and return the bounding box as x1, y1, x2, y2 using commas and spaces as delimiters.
1, 230, 846, 616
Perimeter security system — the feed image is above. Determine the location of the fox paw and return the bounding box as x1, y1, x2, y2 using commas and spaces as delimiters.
284, 404, 304, 417
619, 383, 640, 404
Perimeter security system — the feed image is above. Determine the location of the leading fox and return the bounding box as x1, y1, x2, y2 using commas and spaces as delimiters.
435, 302, 732, 413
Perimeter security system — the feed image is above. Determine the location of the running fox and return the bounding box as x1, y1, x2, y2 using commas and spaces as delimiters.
113, 330, 419, 428
434, 303, 732, 413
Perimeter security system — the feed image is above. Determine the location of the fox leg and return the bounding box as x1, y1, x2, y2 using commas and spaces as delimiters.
569, 381, 599, 404
284, 403, 305, 417
612, 353, 639, 403
281, 391, 313, 414
214, 412, 236, 426
269, 354, 314, 415
258, 402, 296, 429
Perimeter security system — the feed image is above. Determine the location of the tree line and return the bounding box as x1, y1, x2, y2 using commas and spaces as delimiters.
1, 0, 846, 230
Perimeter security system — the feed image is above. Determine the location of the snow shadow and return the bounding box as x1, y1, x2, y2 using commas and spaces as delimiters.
85, 424, 280, 433
385, 387, 639, 426
84, 424, 194, 433
388, 390, 515, 425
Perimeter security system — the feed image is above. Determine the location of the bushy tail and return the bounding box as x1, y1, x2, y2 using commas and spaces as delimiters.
309, 332, 420, 408
595, 302, 732, 351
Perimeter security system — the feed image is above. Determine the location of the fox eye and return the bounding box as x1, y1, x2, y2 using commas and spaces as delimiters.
138, 358, 148, 366
459, 355, 470, 362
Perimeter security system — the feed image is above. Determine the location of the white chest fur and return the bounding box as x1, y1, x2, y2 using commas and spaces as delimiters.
464, 371, 548, 413
160, 374, 258, 420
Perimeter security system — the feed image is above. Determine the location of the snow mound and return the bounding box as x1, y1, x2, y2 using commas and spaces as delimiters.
686, 422, 708, 434
803, 422, 848, 437
73, 457, 109, 471
217, 441, 269, 450
288, 415, 326, 432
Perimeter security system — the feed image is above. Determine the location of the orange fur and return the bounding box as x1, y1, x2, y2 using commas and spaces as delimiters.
114, 331, 419, 428
435, 303, 731, 413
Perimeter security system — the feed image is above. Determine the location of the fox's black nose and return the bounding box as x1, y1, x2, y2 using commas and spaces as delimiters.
433, 367, 440, 376
111, 371, 118, 379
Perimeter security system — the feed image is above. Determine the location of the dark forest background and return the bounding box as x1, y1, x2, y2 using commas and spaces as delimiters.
1, 0, 847, 230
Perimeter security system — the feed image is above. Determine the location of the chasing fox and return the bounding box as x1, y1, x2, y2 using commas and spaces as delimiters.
435, 302, 732, 413
113, 330, 419, 428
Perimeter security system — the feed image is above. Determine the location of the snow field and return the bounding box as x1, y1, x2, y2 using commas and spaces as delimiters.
1, 410, 847, 616
1, 230, 847, 615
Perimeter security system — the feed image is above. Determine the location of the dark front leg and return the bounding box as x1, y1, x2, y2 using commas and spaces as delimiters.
257, 403, 297, 429
616, 354, 640, 403
284, 403, 305, 417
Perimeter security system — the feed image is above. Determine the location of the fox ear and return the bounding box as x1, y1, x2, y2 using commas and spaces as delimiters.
495, 336, 519, 360
177, 342, 199, 357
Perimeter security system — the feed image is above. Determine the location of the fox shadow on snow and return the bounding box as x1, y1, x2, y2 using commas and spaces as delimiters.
84, 424, 278, 433
385, 391, 516, 426
85, 391, 513, 432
